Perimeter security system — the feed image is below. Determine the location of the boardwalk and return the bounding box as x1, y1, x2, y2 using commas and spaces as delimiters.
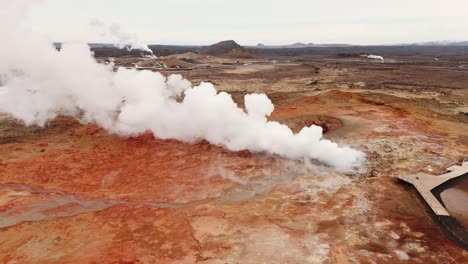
397, 161, 468, 216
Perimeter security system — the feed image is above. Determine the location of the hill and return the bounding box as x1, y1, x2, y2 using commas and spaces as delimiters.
199, 40, 254, 58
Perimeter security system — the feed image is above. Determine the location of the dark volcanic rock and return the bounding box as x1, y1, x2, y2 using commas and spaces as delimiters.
199, 40, 253, 58
199, 40, 242, 55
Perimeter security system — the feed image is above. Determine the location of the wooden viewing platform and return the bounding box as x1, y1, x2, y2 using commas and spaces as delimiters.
396, 161, 468, 216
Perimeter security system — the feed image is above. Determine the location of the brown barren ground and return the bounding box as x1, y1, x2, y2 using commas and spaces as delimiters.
1, 55, 467, 263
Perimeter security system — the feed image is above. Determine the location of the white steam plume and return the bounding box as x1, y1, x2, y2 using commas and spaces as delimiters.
366, 54, 384, 62
90, 18, 154, 55
0, 2, 366, 172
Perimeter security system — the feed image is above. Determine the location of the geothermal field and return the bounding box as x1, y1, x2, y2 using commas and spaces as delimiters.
1, 3, 468, 264
1, 45, 468, 263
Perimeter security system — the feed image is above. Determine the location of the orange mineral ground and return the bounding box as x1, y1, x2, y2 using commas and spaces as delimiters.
1, 59, 468, 263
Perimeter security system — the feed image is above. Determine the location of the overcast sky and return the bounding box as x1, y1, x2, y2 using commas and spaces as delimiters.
28, 0, 468, 45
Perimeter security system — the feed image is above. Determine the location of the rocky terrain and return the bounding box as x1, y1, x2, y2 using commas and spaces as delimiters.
1, 52, 467, 263
89, 40, 468, 58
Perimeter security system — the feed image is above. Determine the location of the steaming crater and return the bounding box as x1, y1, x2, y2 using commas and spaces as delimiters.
0, 1, 366, 173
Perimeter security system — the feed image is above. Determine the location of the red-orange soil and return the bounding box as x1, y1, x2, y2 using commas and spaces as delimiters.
1, 58, 467, 263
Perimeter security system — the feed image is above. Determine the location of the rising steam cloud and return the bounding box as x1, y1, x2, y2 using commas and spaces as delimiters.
90, 18, 154, 55
0, 1, 366, 172
366, 54, 384, 62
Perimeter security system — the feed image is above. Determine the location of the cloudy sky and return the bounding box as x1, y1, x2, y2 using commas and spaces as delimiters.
28, 0, 468, 45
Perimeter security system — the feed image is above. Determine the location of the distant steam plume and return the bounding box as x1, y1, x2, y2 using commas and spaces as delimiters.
365, 54, 384, 62
90, 18, 154, 55
0, 2, 366, 172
